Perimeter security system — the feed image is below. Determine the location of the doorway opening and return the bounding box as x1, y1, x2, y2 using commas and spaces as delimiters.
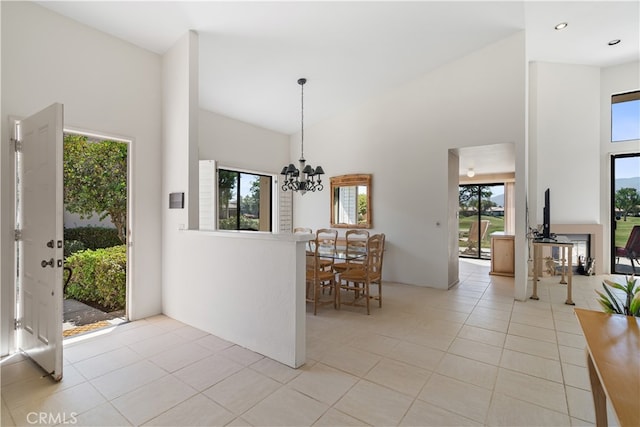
61, 132, 130, 338
459, 183, 505, 260
611, 153, 640, 275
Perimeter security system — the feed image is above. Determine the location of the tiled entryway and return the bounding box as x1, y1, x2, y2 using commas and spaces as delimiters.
2, 260, 617, 426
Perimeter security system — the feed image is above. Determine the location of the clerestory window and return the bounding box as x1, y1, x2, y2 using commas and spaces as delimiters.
611, 90, 640, 142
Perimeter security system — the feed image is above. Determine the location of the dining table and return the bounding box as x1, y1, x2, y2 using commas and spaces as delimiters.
308, 245, 366, 261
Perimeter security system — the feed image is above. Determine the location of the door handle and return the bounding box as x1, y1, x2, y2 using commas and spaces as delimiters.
41, 258, 54, 268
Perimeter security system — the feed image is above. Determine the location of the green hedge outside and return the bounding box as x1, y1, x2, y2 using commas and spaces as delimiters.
64, 226, 121, 251
64, 245, 126, 311
64, 240, 86, 258
219, 216, 259, 231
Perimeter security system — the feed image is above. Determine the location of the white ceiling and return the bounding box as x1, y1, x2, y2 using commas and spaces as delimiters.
36, 1, 640, 175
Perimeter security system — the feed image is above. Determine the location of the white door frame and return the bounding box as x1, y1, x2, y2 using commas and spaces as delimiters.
3, 123, 134, 361
63, 127, 133, 323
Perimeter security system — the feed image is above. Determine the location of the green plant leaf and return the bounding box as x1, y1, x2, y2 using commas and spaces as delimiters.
630, 293, 640, 316
602, 284, 624, 314
595, 290, 615, 313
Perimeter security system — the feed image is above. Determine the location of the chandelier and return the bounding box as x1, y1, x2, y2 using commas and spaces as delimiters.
280, 78, 324, 194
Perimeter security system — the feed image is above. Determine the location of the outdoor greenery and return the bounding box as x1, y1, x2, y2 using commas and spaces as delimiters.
458, 185, 504, 251
241, 178, 261, 218
218, 170, 237, 223
218, 170, 264, 230
64, 240, 86, 258
615, 216, 640, 248
596, 276, 640, 316
64, 245, 126, 311
219, 216, 259, 231
63, 134, 128, 243
459, 187, 495, 212
615, 187, 640, 221
358, 193, 367, 224
459, 215, 505, 248
64, 226, 121, 251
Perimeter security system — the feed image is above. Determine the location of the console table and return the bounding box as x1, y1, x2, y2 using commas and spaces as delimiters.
575, 309, 640, 427
530, 239, 574, 305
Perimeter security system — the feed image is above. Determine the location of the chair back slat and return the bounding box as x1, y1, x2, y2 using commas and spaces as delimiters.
295, 227, 314, 251
306, 231, 337, 314
345, 229, 369, 264
316, 228, 338, 254
336, 233, 385, 314
366, 234, 384, 276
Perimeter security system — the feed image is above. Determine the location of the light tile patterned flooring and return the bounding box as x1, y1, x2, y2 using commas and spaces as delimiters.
1, 259, 621, 426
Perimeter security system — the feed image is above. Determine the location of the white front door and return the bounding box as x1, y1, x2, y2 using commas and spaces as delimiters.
16, 103, 64, 381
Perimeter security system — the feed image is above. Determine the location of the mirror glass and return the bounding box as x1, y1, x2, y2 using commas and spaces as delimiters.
330, 174, 372, 229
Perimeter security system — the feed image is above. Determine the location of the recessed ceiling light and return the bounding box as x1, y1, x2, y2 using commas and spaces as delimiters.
554, 22, 568, 30
608, 39, 621, 46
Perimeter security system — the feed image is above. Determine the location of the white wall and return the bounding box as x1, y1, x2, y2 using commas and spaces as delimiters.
529, 61, 640, 275
161, 29, 199, 325
600, 61, 640, 271
165, 231, 307, 368
292, 32, 527, 290
529, 62, 601, 226
1, 2, 163, 354
199, 109, 289, 171
162, 35, 306, 367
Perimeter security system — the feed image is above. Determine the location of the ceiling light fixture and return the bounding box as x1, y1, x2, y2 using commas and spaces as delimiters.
280, 78, 324, 195
554, 22, 568, 30
467, 168, 475, 178
608, 39, 621, 46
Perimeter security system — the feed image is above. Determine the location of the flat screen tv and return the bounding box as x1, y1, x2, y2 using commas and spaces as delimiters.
542, 188, 551, 239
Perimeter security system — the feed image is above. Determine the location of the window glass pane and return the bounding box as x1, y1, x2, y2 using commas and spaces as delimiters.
218, 170, 238, 230
240, 173, 261, 231
218, 169, 272, 231
612, 91, 640, 142
459, 184, 504, 259
612, 154, 640, 274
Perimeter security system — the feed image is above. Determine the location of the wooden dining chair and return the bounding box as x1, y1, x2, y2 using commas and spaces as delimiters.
315, 228, 338, 271
333, 229, 369, 274
337, 233, 385, 314
306, 236, 337, 315
294, 227, 312, 234
294, 227, 313, 251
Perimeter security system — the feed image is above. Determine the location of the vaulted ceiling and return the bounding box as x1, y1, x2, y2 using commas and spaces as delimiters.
36, 1, 639, 175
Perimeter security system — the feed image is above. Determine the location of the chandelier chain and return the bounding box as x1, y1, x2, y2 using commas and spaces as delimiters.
300, 80, 304, 160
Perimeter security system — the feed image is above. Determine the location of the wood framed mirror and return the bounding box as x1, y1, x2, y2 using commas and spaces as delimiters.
330, 174, 372, 229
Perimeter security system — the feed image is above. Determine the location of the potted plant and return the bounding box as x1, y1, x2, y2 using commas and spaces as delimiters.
595, 275, 640, 316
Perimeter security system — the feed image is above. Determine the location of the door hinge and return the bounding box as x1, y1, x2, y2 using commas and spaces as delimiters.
14, 229, 22, 241
10, 138, 22, 152
14, 318, 21, 330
